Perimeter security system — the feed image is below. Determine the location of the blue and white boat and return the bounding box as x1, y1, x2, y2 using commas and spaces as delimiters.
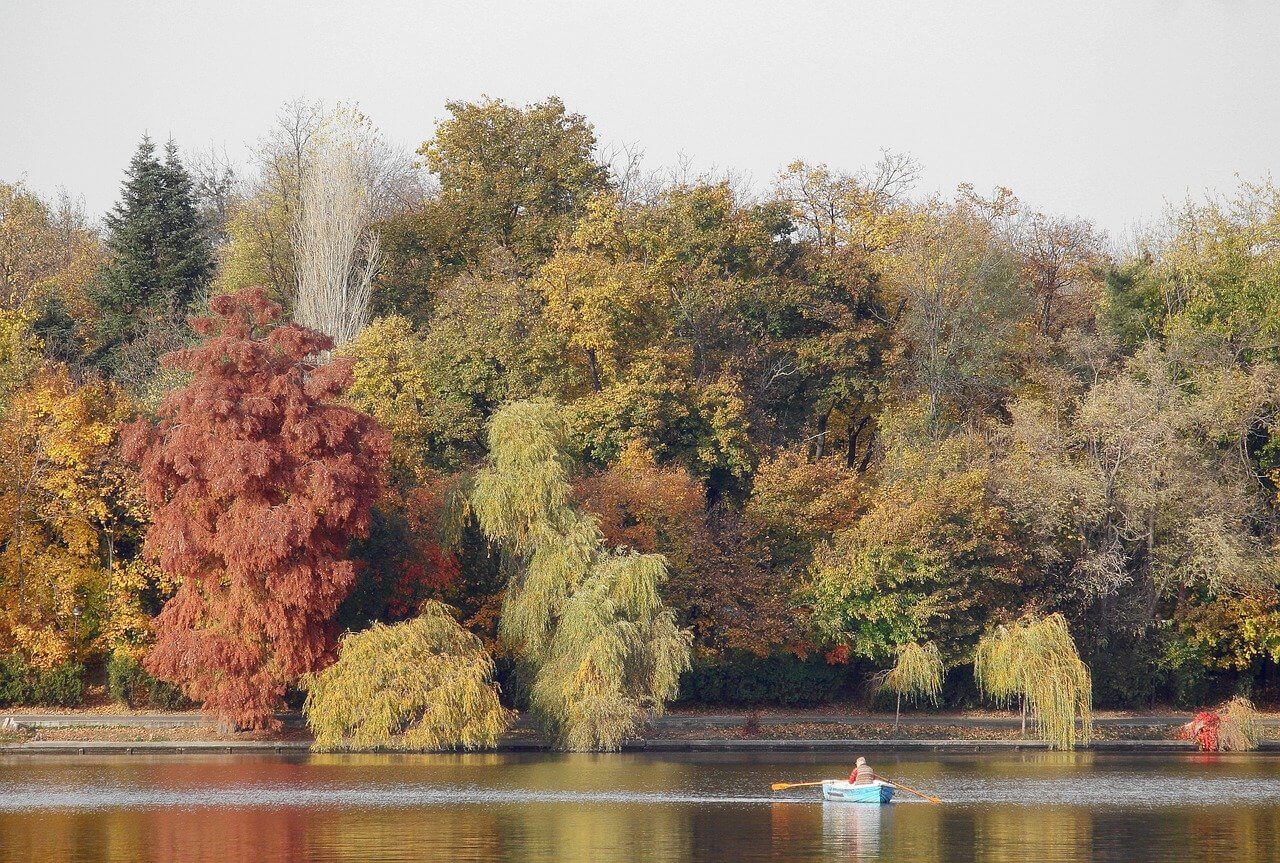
821, 779, 895, 804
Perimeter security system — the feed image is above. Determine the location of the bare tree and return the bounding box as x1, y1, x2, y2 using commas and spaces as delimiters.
292, 117, 383, 354
187, 147, 238, 250
1018, 212, 1106, 337
776, 150, 919, 253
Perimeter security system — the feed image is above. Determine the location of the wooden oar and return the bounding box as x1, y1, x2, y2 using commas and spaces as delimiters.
770, 780, 830, 791
771, 777, 941, 803
878, 777, 940, 804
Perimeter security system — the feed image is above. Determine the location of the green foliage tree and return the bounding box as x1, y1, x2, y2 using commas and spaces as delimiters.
421, 96, 608, 271
340, 314, 483, 481
808, 402, 1025, 660
304, 600, 510, 751
88, 138, 213, 382
373, 95, 609, 315
471, 399, 691, 750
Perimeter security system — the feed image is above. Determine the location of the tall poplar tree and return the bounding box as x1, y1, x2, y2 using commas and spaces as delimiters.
89, 137, 213, 379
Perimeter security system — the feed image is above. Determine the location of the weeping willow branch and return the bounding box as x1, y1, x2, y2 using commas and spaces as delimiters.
878, 641, 943, 727
974, 613, 1092, 750
471, 399, 692, 751
303, 601, 511, 751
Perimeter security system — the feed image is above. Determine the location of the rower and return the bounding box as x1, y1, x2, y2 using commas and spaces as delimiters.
849, 756, 876, 785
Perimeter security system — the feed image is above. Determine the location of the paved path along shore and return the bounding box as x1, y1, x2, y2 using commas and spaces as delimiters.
3, 737, 1277, 754
3, 708, 1279, 755
6, 710, 1278, 729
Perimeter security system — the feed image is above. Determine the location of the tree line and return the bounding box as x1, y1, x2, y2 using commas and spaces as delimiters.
1, 96, 1278, 747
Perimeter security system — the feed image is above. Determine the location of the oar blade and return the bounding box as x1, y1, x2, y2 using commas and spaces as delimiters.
771, 780, 827, 792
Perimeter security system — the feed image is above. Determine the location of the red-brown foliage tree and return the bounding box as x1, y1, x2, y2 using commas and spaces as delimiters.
575, 441, 794, 653
122, 288, 389, 729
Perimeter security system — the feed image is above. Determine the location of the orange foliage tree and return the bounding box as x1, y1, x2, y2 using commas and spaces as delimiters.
122, 288, 389, 728
575, 440, 793, 652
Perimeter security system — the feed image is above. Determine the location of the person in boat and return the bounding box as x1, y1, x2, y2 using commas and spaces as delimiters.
849, 756, 877, 785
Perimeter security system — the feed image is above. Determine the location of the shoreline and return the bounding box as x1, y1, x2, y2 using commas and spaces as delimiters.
5, 708, 1277, 755
3, 738, 1278, 754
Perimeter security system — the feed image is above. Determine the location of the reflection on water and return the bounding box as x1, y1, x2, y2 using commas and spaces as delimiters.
0, 752, 1278, 862
822, 800, 884, 855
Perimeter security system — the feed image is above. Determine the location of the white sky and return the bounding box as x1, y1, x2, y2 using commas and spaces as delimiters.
3, 0, 1277, 238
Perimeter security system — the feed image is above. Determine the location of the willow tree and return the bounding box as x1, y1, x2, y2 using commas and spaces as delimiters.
879, 642, 944, 729
303, 601, 510, 751
471, 399, 691, 750
974, 613, 1092, 750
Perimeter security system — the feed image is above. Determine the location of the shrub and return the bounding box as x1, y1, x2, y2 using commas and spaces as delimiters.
1180, 697, 1262, 752
0, 655, 85, 707
677, 651, 852, 706
34, 663, 85, 706
107, 652, 189, 709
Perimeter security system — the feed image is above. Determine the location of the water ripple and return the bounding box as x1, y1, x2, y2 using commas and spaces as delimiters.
4, 775, 1280, 811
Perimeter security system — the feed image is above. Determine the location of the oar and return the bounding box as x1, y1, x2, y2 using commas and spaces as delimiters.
770, 780, 830, 791
771, 777, 941, 804
878, 777, 940, 804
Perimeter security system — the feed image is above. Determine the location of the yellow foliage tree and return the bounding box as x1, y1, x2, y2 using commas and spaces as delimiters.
472, 399, 692, 750
339, 314, 482, 482
0, 367, 141, 666
975, 613, 1092, 750
0, 181, 103, 347
878, 641, 944, 728
304, 601, 511, 751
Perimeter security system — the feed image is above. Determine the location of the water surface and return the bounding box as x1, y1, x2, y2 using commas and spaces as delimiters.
1, 751, 1278, 862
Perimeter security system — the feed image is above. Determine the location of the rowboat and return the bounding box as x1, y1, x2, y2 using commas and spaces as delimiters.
821, 779, 895, 804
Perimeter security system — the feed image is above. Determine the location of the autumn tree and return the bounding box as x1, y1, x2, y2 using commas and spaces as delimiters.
0, 367, 137, 666
878, 641, 943, 728
975, 614, 1092, 749
421, 96, 608, 271
1016, 210, 1105, 339
0, 182, 102, 365
1158, 182, 1280, 365
122, 288, 388, 729
880, 191, 1029, 428
808, 401, 1025, 661
471, 400, 691, 750
990, 349, 1276, 667
304, 600, 510, 751
575, 440, 789, 652
339, 314, 487, 481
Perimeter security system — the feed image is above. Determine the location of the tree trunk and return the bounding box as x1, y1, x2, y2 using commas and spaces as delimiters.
847, 415, 870, 469
895, 691, 902, 731
585, 348, 602, 393
857, 428, 876, 473
812, 406, 832, 459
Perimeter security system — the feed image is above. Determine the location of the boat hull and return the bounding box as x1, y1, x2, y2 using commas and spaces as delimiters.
821, 780, 895, 804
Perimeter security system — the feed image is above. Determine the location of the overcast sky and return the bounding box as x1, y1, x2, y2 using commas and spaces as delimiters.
3, 0, 1277, 238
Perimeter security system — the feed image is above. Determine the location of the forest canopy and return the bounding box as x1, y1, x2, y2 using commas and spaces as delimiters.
3, 95, 1280, 738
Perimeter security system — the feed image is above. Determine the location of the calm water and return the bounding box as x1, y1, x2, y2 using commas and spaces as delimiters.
1, 751, 1279, 862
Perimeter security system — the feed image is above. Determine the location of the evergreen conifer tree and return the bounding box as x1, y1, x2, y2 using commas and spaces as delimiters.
89, 136, 213, 379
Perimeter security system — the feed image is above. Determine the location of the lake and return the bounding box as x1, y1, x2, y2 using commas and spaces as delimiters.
1, 751, 1278, 862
